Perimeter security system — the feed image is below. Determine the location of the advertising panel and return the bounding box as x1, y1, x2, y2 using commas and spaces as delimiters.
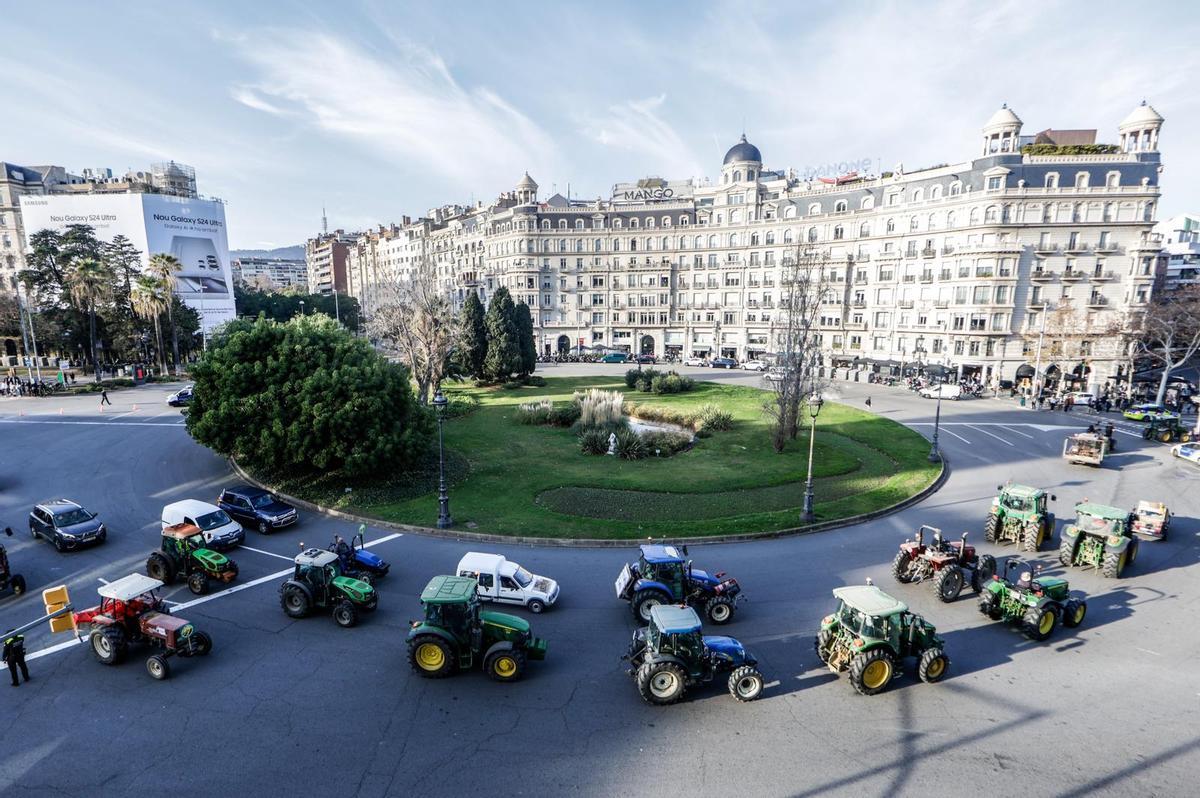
19, 193, 236, 333
610, 177, 694, 204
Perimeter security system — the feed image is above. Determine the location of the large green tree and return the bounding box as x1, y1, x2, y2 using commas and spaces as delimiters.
514, 300, 536, 377
147, 253, 183, 375
482, 287, 519, 381
186, 314, 431, 477
132, 275, 169, 375
457, 292, 488, 379
66, 257, 114, 381
234, 284, 360, 332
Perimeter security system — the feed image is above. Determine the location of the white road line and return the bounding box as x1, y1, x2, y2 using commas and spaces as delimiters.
1136, 647, 1162, 657
97, 578, 109, 585
967, 425, 1015, 446
238, 545, 296, 562
1000, 425, 1034, 439
3, 533, 404, 669
0, 418, 185, 428
937, 426, 971, 444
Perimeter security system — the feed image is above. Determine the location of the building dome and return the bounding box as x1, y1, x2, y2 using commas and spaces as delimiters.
723, 135, 762, 165
984, 104, 1022, 130
1120, 101, 1164, 130
516, 171, 538, 190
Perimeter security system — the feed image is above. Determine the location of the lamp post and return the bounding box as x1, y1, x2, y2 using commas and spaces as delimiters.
929, 321, 947, 463
298, 299, 305, 318
433, 389, 453, 529
802, 392, 824, 523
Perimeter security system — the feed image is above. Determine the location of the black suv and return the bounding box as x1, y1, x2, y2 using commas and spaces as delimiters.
217, 485, 299, 535
29, 499, 107, 552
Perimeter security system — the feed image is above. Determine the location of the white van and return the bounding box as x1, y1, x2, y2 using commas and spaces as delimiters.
919, 384, 962, 400
455, 552, 560, 613
161, 500, 244, 549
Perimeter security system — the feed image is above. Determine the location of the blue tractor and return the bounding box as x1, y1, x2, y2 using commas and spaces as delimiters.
328, 528, 390, 582
615, 544, 742, 625
624, 604, 764, 705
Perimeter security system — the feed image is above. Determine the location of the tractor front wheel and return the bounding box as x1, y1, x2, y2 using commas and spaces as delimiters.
280, 585, 312, 618
984, 513, 999, 543
1063, 599, 1087, 628
187, 571, 209, 596
485, 648, 527, 682
332, 600, 359, 628
636, 661, 687, 705
918, 648, 949, 684
1022, 604, 1058, 641
979, 591, 1003, 620
705, 595, 735, 625
891, 550, 915, 584
971, 555, 996, 593
146, 654, 170, 680
632, 589, 669, 623
1101, 549, 1127, 579
146, 552, 175, 585
849, 649, 894, 696
90, 626, 128, 665
933, 566, 964, 602
408, 635, 455, 678
728, 665, 765, 702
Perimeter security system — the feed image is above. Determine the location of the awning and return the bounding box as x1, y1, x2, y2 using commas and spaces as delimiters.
1015, 364, 1036, 379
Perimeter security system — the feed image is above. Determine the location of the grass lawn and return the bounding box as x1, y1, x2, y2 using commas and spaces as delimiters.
261, 376, 940, 540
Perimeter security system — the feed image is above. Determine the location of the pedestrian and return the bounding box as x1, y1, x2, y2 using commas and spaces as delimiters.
865, 396, 872, 408
100, 388, 112, 406
3, 632, 28, 686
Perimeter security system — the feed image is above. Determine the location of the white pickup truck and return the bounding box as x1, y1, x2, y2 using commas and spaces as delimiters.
455, 552, 560, 613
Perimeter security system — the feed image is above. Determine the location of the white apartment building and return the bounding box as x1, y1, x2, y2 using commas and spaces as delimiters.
232, 256, 309, 291
1154, 212, 1200, 288
348, 103, 1167, 394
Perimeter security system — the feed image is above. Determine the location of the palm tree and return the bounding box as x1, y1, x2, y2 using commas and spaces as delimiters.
131, 275, 169, 376
67, 257, 114, 382
147, 253, 183, 375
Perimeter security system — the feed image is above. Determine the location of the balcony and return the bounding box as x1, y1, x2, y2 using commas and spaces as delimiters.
1030, 269, 1053, 281
1130, 235, 1164, 252
856, 253, 871, 262
1034, 243, 1058, 254
1061, 270, 1085, 282
877, 249, 901, 260
899, 300, 915, 309
921, 248, 937, 258
1094, 243, 1118, 254
940, 245, 956, 255
1088, 295, 1109, 308
851, 300, 867, 309
934, 300, 949, 309
1091, 270, 1116, 281
1028, 298, 1048, 308
1064, 242, 1089, 255
939, 270, 952, 280
920, 272, 934, 283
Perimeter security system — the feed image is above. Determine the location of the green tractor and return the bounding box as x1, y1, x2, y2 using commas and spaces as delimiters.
1142, 418, 1193, 443
815, 583, 949, 696
407, 575, 548, 682
1058, 502, 1139, 578
978, 560, 1088, 641
279, 548, 377, 627
146, 523, 239, 595
984, 483, 1056, 551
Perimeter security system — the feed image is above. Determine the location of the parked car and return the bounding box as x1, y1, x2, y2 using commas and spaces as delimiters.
161, 500, 243, 549
683, 356, 708, 367
455, 552, 560, 613
919, 384, 962, 400
764, 368, 787, 383
166, 385, 194, 407
1171, 441, 1200, 465
1123, 403, 1179, 422
217, 485, 299, 535
711, 357, 738, 369
29, 499, 107, 552
742, 360, 768, 371
634, 354, 657, 365
600, 353, 629, 364
1065, 391, 1096, 407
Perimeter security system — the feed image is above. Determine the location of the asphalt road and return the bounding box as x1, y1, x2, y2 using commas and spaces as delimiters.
0, 372, 1197, 798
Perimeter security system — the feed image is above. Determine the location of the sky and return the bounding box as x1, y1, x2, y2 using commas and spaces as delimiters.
4, 1, 1198, 249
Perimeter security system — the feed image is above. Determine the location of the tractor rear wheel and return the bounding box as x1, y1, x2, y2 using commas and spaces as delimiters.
91, 626, 128, 665
891, 550, 915, 583
978, 591, 1003, 620
187, 571, 209, 596
408, 635, 455, 678
10, 575, 25, 596
815, 629, 834, 664
1058, 535, 1078, 568
849, 649, 894, 696
1181, 432, 1193, 443
728, 665, 765, 702
984, 514, 999, 543
332, 600, 359, 628
632, 589, 670, 623
1160, 430, 1173, 443
705, 595, 735, 625
933, 566, 964, 602
1022, 523, 1043, 552
146, 654, 170, 680
485, 648, 527, 682
971, 555, 996, 593
146, 552, 175, 585
917, 648, 949, 683
636, 661, 687, 705
1022, 604, 1058, 641
189, 631, 213, 656
1101, 548, 1127, 579
1063, 600, 1087, 628
280, 585, 312, 618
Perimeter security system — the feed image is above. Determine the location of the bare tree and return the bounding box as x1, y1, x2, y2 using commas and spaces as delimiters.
1020, 300, 1121, 395
764, 245, 831, 452
367, 271, 457, 405
1137, 286, 1200, 405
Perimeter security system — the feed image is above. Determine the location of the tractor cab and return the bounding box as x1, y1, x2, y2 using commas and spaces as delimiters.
831, 585, 903, 651
293, 548, 373, 604
418, 576, 483, 644
1073, 503, 1130, 537
637, 545, 689, 597
645, 605, 707, 670
998, 484, 1047, 515
162, 523, 228, 568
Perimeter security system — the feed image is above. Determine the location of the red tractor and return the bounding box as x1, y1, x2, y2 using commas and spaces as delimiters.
72, 573, 212, 679
891, 525, 997, 602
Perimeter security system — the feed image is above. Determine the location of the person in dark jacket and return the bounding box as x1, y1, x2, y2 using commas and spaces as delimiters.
3, 633, 28, 686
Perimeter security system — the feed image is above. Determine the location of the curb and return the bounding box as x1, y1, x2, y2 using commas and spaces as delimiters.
229, 455, 949, 549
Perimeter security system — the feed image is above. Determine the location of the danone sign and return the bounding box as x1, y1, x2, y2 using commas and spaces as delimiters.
611, 177, 693, 204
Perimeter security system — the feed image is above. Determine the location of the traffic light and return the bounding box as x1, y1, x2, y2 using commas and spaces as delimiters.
42, 585, 75, 634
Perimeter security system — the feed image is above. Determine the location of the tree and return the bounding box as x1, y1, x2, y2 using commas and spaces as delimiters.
147, 253, 183, 374
367, 274, 457, 405
1021, 300, 1121, 397
104, 235, 142, 319
132, 275, 169, 375
67, 257, 114, 381
186, 314, 431, 477
764, 245, 830, 452
514, 300, 536, 377
456, 292, 488, 379
1138, 286, 1200, 405
483, 287, 520, 382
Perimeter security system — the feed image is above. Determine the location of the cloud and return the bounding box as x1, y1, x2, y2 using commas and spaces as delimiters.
226, 31, 561, 196
579, 95, 705, 179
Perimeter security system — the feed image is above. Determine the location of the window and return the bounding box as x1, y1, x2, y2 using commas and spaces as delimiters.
733, 171, 742, 182
808, 203, 822, 215
1045, 172, 1059, 189
909, 217, 920, 232
808, 227, 818, 243
575, 219, 584, 230
886, 218, 896, 233
950, 182, 962, 196
985, 206, 1000, 223
1105, 172, 1120, 188
1075, 172, 1089, 188
784, 206, 797, 219
834, 200, 848, 213
931, 186, 943, 200
912, 188, 924, 203
987, 176, 1002, 191
859, 222, 870, 237
833, 225, 844, 240
783, 229, 793, 243
861, 195, 875, 210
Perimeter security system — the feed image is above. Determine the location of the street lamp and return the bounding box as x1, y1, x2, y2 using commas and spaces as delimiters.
929, 322, 948, 463
298, 300, 305, 318
432, 389, 453, 529
802, 392, 824, 523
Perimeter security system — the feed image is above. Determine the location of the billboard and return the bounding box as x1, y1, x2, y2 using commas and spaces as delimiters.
19, 193, 236, 333
610, 177, 694, 204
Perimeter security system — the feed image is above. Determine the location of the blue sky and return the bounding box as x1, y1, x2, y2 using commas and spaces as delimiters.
5, 1, 1197, 248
